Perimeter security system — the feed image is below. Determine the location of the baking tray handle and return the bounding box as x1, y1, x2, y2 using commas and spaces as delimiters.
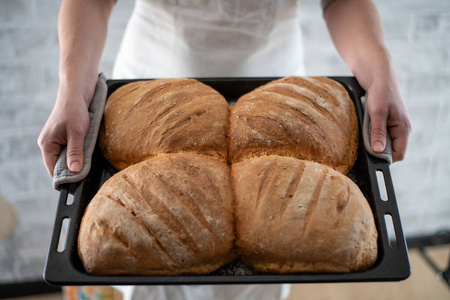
44, 184, 85, 286
370, 160, 411, 280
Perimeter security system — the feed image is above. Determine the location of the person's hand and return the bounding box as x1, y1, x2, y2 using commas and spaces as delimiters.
323, 0, 412, 162
38, 87, 90, 176
364, 74, 412, 162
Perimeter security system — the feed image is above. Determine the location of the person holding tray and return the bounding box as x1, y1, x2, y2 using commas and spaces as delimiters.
38, 0, 412, 299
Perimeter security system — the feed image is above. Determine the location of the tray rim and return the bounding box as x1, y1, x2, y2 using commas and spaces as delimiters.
44, 76, 411, 286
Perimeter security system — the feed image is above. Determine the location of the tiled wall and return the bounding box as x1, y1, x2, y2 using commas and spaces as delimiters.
0, 0, 448, 282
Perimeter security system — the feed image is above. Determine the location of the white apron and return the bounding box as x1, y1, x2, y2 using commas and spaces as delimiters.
112, 0, 305, 78
114, 284, 291, 300
112, 0, 304, 298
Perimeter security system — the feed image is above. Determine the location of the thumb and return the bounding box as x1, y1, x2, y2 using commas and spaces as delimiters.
369, 111, 388, 153
66, 128, 86, 173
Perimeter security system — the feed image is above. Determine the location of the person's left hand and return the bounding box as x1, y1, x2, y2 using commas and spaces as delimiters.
363, 74, 412, 162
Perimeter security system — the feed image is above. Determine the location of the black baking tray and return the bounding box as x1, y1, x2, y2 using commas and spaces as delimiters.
44, 77, 411, 286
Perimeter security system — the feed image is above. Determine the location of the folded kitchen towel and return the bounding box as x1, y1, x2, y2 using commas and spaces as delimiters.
362, 95, 393, 164
53, 73, 108, 193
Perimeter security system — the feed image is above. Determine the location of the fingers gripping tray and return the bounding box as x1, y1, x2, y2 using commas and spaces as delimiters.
44, 77, 411, 286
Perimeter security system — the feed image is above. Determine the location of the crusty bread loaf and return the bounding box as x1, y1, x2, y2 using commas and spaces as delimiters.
99, 78, 230, 170
229, 76, 359, 174
232, 156, 377, 273
78, 153, 236, 276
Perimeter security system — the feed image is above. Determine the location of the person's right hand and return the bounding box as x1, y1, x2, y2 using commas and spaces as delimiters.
38, 87, 91, 177
38, 0, 114, 177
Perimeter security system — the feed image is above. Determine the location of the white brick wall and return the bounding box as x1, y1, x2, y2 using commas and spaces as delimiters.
0, 0, 448, 282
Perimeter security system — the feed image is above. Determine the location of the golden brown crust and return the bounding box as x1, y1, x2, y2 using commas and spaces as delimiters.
99, 79, 230, 170
229, 76, 359, 174
78, 153, 236, 276
232, 156, 377, 273
84, 76, 374, 276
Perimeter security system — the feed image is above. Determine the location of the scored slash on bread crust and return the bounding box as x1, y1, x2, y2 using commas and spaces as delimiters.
232, 156, 378, 273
